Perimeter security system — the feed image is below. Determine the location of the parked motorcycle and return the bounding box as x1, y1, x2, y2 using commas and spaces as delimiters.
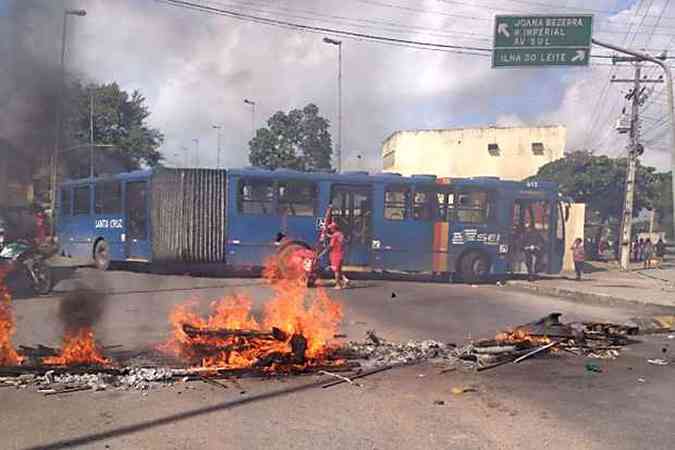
0, 232, 53, 296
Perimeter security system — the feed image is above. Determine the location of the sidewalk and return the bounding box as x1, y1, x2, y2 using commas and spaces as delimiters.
507, 261, 675, 310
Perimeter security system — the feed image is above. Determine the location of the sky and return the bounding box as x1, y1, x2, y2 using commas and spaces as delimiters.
9, 0, 675, 173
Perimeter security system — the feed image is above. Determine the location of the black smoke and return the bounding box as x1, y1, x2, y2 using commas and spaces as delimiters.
57, 282, 106, 334
0, 1, 68, 198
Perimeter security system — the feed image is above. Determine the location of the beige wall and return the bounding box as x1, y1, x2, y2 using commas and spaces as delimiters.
382, 125, 566, 181
563, 203, 586, 273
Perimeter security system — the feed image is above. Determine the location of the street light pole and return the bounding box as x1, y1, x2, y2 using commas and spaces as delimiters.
212, 125, 222, 168
244, 99, 256, 139
592, 37, 675, 242
193, 138, 199, 167
323, 37, 343, 173
50, 8, 85, 230
89, 89, 94, 178
180, 146, 189, 168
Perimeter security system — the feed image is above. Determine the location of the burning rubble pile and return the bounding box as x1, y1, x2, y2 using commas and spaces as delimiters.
452, 313, 640, 371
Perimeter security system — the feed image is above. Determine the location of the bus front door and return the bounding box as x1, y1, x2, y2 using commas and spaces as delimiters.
124, 180, 151, 261
330, 185, 372, 267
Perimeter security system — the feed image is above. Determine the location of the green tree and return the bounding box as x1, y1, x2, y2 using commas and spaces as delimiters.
63, 82, 164, 177
248, 103, 332, 171
528, 151, 658, 225
652, 172, 673, 238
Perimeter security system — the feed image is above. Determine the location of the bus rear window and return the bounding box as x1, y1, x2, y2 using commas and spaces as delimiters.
456, 191, 490, 223
278, 181, 316, 216
238, 179, 274, 215
95, 182, 122, 214
73, 186, 91, 215
384, 185, 409, 221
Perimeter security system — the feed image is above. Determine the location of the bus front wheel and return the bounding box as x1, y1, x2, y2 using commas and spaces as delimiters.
459, 251, 490, 284
93, 240, 111, 271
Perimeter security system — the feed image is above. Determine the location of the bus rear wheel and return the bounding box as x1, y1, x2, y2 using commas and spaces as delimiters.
93, 240, 111, 271
459, 251, 490, 284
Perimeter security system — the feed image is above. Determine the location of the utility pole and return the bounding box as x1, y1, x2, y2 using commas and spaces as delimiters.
613, 63, 642, 270
193, 138, 199, 167
592, 38, 675, 245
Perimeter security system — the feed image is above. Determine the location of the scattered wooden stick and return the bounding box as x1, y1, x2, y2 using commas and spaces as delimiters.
318, 370, 361, 387
44, 386, 92, 396
322, 364, 396, 388
199, 376, 228, 389
513, 341, 559, 363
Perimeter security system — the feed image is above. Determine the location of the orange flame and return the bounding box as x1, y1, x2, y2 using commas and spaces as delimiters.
0, 267, 23, 366
42, 328, 110, 366
495, 328, 552, 345
162, 279, 343, 369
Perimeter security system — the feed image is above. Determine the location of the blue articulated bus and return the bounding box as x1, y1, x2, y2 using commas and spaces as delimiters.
56, 167, 567, 281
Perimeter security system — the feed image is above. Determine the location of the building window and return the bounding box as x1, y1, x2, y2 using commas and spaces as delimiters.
487, 143, 500, 156
73, 185, 91, 215
383, 151, 395, 169
277, 181, 317, 216
238, 179, 274, 215
532, 142, 545, 155
456, 191, 491, 223
384, 185, 410, 220
95, 181, 122, 214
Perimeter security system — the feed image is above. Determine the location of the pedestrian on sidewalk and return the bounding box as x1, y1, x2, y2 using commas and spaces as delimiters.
326, 223, 349, 289
643, 238, 654, 269
638, 238, 645, 262
571, 238, 586, 281
655, 238, 666, 267
631, 237, 639, 262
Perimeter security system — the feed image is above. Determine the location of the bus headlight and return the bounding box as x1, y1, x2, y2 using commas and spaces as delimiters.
499, 244, 509, 255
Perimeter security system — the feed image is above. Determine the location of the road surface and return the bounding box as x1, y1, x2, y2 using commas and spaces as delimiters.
2, 268, 674, 450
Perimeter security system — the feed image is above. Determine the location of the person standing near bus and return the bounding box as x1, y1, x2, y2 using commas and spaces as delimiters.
571, 238, 586, 281
327, 223, 349, 289
522, 223, 545, 281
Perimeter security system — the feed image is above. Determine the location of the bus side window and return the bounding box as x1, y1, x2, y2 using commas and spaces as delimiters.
60, 188, 71, 216
412, 190, 433, 221
277, 181, 316, 216
73, 186, 91, 215
95, 182, 122, 214
238, 179, 274, 215
384, 185, 409, 221
456, 191, 490, 223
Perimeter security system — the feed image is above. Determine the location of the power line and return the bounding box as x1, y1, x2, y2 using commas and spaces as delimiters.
157, 0, 494, 55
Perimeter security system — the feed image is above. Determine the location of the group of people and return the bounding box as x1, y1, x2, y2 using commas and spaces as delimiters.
631, 237, 667, 268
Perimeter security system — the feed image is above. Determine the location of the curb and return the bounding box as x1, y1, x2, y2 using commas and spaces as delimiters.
505, 280, 675, 311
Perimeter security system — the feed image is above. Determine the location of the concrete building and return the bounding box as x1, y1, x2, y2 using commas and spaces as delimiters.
382, 125, 566, 180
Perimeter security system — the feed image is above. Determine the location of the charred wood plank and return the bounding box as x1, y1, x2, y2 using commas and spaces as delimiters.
182, 324, 288, 341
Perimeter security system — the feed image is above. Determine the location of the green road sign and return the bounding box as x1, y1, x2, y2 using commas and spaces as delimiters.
493, 14, 593, 67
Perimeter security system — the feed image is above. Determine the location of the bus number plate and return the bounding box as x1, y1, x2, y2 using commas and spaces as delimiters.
95, 219, 124, 229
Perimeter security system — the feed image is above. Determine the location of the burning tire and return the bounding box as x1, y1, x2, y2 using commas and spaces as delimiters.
459, 251, 490, 283
93, 240, 110, 271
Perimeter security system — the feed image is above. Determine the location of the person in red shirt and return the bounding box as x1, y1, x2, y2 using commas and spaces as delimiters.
327, 223, 349, 289
571, 238, 586, 281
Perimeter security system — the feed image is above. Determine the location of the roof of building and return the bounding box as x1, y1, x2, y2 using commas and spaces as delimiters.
382, 124, 565, 145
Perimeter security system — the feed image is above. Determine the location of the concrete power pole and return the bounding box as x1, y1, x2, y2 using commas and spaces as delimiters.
619, 63, 641, 270
611, 60, 664, 270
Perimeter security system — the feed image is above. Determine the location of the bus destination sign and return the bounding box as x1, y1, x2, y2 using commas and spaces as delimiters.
492, 15, 593, 68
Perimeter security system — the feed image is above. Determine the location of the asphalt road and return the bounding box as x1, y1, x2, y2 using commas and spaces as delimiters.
2, 268, 675, 450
